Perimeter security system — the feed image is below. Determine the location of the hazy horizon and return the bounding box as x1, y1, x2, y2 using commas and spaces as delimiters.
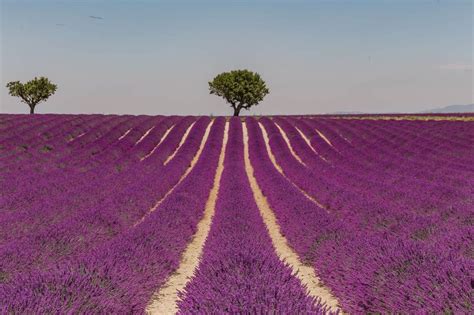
1, 0, 473, 115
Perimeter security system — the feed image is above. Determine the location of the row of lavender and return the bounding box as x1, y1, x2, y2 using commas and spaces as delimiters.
1, 114, 206, 310
249, 116, 472, 312
1, 113, 472, 313
1, 116, 227, 312
1, 116, 212, 280
178, 118, 326, 313
2, 115, 331, 313
1, 115, 181, 245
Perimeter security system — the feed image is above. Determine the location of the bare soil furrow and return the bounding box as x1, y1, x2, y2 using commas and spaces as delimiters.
164, 122, 195, 165
258, 122, 327, 209
141, 125, 175, 161
274, 122, 307, 166
243, 123, 341, 312
134, 121, 214, 227
146, 122, 228, 314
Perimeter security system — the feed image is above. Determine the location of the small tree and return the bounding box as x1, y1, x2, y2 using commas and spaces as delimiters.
209, 69, 269, 116
6, 77, 57, 114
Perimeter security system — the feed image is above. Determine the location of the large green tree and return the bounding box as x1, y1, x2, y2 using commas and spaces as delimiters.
6, 77, 57, 114
209, 69, 269, 116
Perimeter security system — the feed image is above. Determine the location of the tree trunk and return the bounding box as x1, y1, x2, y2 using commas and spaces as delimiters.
233, 107, 241, 116
29, 106, 35, 114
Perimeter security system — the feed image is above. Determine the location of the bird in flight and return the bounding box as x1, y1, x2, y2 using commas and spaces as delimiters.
89, 16, 104, 20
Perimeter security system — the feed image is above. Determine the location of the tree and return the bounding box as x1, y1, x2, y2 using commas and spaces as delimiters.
209, 69, 269, 116
6, 77, 57, 114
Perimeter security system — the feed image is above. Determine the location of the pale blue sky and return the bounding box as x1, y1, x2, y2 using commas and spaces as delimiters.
1, 0, 472, 115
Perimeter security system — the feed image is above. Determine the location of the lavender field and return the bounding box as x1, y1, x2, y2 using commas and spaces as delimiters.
0, 114, 472, 314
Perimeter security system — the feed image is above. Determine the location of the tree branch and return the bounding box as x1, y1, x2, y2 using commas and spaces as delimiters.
19, 94, 31, 106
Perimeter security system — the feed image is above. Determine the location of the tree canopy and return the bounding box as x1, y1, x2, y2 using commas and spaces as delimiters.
6, 77, 57, 114
209, 69, 269, 116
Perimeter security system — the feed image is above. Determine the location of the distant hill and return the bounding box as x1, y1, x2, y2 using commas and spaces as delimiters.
420, 104, 474, 113
327, 104, 473, 115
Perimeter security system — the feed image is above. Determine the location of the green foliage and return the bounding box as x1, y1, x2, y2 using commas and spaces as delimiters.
209, 69, 269, 116
41, 145, 53, 152
6, 77, 57, 114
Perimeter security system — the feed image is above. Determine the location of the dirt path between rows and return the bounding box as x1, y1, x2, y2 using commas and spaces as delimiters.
258, 122, 326, 209
68, 132, 85, 142
164, 122, 195, 165
315, 128, 334, 147
118, 128, 132, 140
145, 122, 229, 314
256, 122, 283, 173
141, 125, 175, 161
134, 121, 213, 227
243, 123, 341, 312
136, 126, 155, 145
273, 122, 306, 166
295, 126, 317, 154
294, 126, 330, 163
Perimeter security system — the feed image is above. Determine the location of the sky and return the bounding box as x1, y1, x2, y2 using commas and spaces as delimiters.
1, 0, 472, 115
